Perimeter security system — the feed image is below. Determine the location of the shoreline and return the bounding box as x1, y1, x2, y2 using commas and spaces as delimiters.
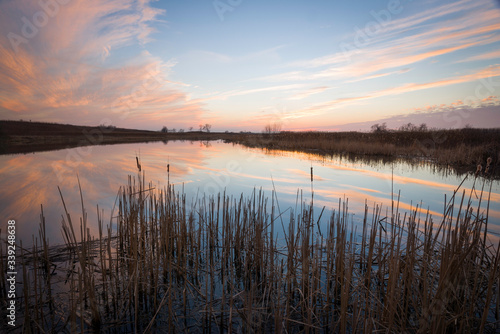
1, 120, 498, 176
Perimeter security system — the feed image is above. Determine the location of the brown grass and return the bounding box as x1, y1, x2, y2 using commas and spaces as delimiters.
2, 121, 499, 178
233, 128, 500, 176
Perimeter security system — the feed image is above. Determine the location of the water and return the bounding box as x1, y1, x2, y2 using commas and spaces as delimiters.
1, 140, 499, 247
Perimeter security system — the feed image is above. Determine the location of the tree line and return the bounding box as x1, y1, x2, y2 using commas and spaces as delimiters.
161, 124, 212, 133
371, 122, 428, 133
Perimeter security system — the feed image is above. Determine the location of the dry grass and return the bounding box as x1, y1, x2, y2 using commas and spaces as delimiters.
233, 128, 500, 176
1, 167, 500, 333
2, 121, 499, 177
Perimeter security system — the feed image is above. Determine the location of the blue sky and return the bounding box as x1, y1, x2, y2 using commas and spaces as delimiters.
0, 0, 499, 131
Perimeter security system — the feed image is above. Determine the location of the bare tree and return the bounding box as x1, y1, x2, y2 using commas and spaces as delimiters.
263, 122, 282, 134
399, 122, 417, 131
161, 126, 168, 133
371, 123, 387, 133
203, 124, 212, 132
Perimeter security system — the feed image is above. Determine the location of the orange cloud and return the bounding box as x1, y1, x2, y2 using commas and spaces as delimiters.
458, 50, 500, 63
295, 64, 500, 117
0, 0, 203, 129
260, 0, 500, 84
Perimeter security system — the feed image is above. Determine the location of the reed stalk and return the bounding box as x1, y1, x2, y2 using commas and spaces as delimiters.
2, 166, 499, 333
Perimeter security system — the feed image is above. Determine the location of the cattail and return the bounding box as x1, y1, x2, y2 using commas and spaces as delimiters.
136, 156, 141, 172
167, 163, 170, 185
485, 157, 492, 174
475, 164, 482, 176
17, 157, 500, 332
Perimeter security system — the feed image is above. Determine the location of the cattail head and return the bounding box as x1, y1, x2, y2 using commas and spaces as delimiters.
475, 164, 482, 176
136, 156, 141, 172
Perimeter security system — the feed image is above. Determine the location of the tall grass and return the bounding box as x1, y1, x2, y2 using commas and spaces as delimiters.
233, 128, 500, 176
2, 168, 500, 333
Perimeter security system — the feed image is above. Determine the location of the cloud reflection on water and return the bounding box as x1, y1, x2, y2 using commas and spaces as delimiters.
0, 141, 498, 247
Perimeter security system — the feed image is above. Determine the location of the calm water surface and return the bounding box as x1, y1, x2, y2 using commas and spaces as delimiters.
1, 140, 499, 247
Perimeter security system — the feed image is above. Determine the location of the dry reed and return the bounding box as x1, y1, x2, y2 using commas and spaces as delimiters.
1, 166, 499, 333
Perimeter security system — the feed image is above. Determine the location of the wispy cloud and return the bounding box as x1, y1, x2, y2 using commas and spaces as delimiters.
187, 45, 287, 64
307, 66, 500, 112
347, 68, 411, 83
457, 49, 500, 63
197, 84, 305, 101
288, 86, 329, 100
259, 0, 500, 83
279, 64, 500, 121
0, 0, 203, 128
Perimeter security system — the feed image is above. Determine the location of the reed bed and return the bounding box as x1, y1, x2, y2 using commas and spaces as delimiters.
1, 168, 500, 333
233, 128, 500, 176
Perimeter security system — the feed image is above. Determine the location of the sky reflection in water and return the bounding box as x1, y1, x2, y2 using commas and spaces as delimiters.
1, 140, 499, 247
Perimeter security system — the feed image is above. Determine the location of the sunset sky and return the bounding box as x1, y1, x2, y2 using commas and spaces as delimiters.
1, 0, 499, 131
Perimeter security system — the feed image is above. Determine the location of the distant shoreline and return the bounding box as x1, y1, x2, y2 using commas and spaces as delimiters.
0, 120, 235, 155
1, 120, 498, 177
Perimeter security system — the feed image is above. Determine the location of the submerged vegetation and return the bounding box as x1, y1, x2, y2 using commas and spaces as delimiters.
1, 164, 499, 333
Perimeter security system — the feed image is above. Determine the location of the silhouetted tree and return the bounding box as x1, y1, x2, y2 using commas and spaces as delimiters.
371, 123, 387, 133
263, 122, 282, 134
203, 124, 212, 132
161, 126, 168, 133
399, 122, 417, 131
100, 124, 116, 130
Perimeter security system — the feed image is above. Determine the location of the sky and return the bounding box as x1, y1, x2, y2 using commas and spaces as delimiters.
0, 0, 500, 132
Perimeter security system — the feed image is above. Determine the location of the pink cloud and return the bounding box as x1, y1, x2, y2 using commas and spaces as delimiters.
458, 50, 500, 63
281, 64, 500, 121
260, 0, 500, 83
0, 0, 203, 129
